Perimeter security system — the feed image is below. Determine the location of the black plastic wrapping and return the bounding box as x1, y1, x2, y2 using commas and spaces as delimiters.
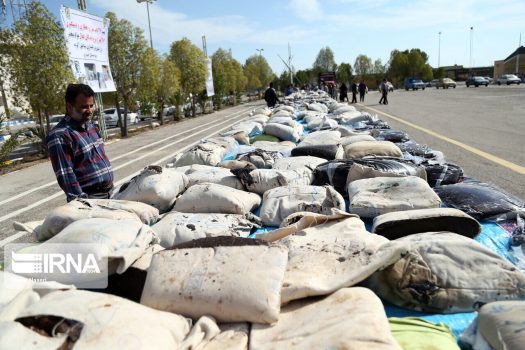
424, 162, 464, 187
372, 129, 410, 143
434, 181, 525, 220
312, 159, 354, 197
291, 144, 341, 160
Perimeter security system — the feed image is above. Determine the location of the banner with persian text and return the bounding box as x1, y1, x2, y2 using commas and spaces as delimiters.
59, 6, 116, 92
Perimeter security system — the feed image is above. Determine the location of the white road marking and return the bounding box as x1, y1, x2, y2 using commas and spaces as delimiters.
0, 107, 255, 246
0, 107, 251, 207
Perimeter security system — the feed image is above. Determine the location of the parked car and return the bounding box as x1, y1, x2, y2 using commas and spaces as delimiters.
466, 76, 489, 87
48, 114, 65, 129
496, 74, 521, 85
103, 108, 138, 128
483, 76, 494, 84
436, 78, 457, 89
427, 79, 439, 87
404, 78, 426, 90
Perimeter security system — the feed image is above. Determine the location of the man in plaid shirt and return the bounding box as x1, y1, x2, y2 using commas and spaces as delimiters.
48, 84, 114, 201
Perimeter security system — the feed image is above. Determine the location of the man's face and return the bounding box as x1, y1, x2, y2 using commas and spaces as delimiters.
67, 94, 94, 124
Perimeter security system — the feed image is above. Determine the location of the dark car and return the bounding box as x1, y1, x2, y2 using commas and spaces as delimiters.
404, 78, 426, 91
466, 76, 489, 87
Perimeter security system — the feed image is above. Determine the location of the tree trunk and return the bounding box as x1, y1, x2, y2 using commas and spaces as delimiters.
122, 96, 129, 138
42, 110, 50, 158
158, 99, 164, 125
115, 94, 123, 135
191, 95, 196, 118
0, 79, 10, 118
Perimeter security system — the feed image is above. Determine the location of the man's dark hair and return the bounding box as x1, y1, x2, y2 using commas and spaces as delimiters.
65, 84, 95, 104
269, 82, 274, 88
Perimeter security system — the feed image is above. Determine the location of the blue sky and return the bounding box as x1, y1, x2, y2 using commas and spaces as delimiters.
10, 0, 525, 75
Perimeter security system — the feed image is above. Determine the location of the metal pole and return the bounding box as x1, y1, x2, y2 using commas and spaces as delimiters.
146, 2, 153, 49
438, 32, 441, 68
469, 27, 473, 69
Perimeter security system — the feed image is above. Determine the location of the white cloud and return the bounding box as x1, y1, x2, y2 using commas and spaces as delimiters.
289, 0, 323, 22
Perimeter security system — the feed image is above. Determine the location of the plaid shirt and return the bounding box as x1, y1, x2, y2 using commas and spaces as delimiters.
47, 115, 113, 201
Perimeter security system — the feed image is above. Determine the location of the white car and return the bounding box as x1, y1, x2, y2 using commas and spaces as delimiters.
48, 114, 64, 130
103, 108, 138, 128
496, 74, 521, 85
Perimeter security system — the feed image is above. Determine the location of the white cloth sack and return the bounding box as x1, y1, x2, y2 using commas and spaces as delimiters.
238, 169, 312, 195
264, 123, 302, 142
250, 287, 403, 350
348, 176, 442, 218
178, 164, 244, 190
13, 198, 159, 242
477, 301, 525, 350
340, 134, 376, 145
259, 211, 408, 304
267, 116, 295, 127
297, 130, 341, 147
365, 232, 525, 313
260, 185, 346, 226
173, 143, 227, 167
173, 183, 261, 214
306, 102, 328, 113
251, 141, 295, 157
11, 289, 192, 349
152, 212, 257, 247
344, 140, 403, 159
35, 218, 158, 277
306, 116, 338, 130
236, 149, 283, 169
141, 238, 288, 323
113, 166, 188, 213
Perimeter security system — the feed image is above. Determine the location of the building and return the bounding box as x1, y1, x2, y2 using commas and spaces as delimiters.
440, 65, 494, 81
493, 46, 525, 78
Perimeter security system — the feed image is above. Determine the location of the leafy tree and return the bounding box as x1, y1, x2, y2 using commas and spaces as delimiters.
106, 12, 149, 137
313, 46, 337, 72
0, 112, 22, 168
373, 58, 386, 75
387, 48, 433, 84
243, 54, 274, 91
6, 1, 74, 156
158, 58, 181, 122
169, 38, 208, 117
137, 48, 162, 119
336, 62, 353, 85
354, 54, 373, 77
211, 48, 245, 108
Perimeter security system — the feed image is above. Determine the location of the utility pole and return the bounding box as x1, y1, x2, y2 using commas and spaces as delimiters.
438, 32, 441, 68
278, 43, 294, 85
256, 48, 263, 56
469, 26, 473, 69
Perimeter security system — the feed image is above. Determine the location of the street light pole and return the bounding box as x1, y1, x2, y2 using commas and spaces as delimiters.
438, 31, 441, 68
137, 0, 155, 49
256, 48, 264, 56
469, 26, 473, 69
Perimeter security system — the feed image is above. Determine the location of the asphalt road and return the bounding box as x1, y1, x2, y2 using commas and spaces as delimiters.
356, 83, 525, 200
0, 101, 264, 249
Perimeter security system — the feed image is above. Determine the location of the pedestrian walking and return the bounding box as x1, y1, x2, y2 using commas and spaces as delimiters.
264, 82, 279, 107
379, 79, 389, 105
339, 83, 348, 102
358, 81, 367, 103
350, 82, 358, 103
48, 84, 114, 201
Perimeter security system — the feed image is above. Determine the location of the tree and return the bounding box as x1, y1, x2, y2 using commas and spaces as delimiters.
354, 54, 373, 77
387, 48, 433, 84
313, 47, 337, 72
243, 55, 274, 92
211, 48, 246, 108
373, 58, 386, 75
337, 62, 353, 85
6, 1, 74, 156
107, 12, 149, 137
169, 38, 208, 117
157, 58, 181, 122
0, 112, 22, 168
137, 48, 162, 120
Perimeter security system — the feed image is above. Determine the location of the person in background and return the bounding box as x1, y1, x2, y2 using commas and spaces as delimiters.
48, 84, 114, 201
339, 83, 348, 102
350, 81, 358, 103
264, 82, 279, 107
358, 81, 368, 103
379, 78, 389, 105
284, 84, 294, 97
